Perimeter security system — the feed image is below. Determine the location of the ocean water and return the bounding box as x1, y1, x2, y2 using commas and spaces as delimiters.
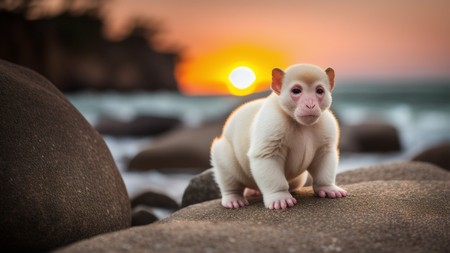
333, 82, 450, 153
66, 82, 450, 206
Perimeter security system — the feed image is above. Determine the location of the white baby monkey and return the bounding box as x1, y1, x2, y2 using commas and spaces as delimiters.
211, 64, 347, 210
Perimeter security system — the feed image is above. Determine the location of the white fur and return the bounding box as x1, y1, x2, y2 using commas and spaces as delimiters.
211, 64, 347, 209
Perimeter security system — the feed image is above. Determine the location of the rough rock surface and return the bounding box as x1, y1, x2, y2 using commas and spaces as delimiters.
54, 162, 450, 253
336, 161, 450, 184
0, 59, 131, 252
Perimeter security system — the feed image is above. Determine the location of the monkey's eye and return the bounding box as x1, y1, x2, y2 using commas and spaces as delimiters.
291, 87, 302, 95
316, 88, 325, 95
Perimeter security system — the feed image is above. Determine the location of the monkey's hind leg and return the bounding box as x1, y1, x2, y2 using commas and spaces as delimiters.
216, 173, 248, 209
211, 138, 248, 209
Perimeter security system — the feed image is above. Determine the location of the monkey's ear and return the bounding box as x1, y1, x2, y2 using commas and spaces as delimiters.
271, 68, 284, 95
325, 67, 335, 91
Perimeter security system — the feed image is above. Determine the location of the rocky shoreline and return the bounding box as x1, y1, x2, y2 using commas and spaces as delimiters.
1, 60, 449, 252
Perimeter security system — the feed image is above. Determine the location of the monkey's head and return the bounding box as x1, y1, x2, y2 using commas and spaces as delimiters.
271, 64, 335, 126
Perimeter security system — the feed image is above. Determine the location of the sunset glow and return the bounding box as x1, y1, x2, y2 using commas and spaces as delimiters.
103, 0, 450, 96
176, 45, 288, 95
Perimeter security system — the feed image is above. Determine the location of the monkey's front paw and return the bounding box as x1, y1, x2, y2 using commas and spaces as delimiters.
222, 194, 249, 209
264, 191, 297, 210
314, 185, 347, 198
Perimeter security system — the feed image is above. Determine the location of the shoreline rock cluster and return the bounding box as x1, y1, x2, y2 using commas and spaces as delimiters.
1, 60, 449, 252
55, 162, 450, 253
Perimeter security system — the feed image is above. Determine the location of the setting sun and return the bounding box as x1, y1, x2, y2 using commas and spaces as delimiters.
226, 66, 258, 96
228, 66, 256, 89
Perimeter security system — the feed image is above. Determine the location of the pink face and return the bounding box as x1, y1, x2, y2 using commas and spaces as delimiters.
289, 83, 328, 125
271, 64, 335, 126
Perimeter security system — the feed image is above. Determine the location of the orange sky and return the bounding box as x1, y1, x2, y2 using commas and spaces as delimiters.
100, 0, 450, 95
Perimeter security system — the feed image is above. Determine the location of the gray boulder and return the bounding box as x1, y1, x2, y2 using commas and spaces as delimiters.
0, 60, 131, 252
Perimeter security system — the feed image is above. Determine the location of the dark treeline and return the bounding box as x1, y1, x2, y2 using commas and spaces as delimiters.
0, 0, 179, 92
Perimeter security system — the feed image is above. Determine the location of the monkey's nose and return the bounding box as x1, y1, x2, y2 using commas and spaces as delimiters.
306, 104, 316, 109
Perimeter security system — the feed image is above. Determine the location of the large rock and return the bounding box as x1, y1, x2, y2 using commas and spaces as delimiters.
54, 162, 449, 253
127, 122, 222, 172
412, 142, 450, 171
180, 161, 449, 208
0, 60, 131, 252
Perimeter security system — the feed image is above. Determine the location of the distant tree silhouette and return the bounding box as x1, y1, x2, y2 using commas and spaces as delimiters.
0, 0, 179, 91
